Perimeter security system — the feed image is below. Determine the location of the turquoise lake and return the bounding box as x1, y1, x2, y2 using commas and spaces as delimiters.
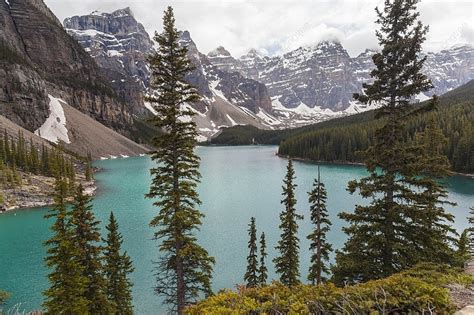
1, 146, 473, 314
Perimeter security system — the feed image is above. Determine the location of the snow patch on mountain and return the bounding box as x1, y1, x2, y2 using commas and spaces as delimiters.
226, 114, 237, 126
35, 95, 71, 144
144, 102, 157, 115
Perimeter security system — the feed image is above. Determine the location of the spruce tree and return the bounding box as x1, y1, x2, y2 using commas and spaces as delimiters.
70, 184, 111, 313
455, 229, 470, 268
274, 159, 303, 287
43, 177, 88, 313
258, 232, 268, 286
103, 212, 134, 314
85, 161, 93, 181
468, 207, 474, 257
405, 114, 457, 265
307, 166, 332, 285
333, 0, 434, 284
145, 6, 214, 313
244, 217, 259, 287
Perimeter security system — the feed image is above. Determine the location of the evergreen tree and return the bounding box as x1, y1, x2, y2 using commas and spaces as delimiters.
468, 207, 474, 256
244, 217, 258, 288
405, 114, 457, 265
103, 212, 134, 314
455, 229, 470, 268
85, 161, 93, 181
274, 159, 303, 287
307, 166, 332, 285
29, 139, 39, 174
70, 184, 111, 313
258, 232, 268, 286
43, 177, 88, 313
333, 0, 435, 284
145, 6, 214, 313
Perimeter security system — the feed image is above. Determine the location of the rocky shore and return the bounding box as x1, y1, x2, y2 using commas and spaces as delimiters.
0, 171, 96, 213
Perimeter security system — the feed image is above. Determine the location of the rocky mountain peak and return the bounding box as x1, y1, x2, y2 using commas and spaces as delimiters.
240, 48, 266, 61
178, 30, 196, 49
208, 46, 232, 58
64, 8, 154, 86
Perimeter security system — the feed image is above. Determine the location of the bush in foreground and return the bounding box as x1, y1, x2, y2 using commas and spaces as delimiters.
186, 263, 473, 314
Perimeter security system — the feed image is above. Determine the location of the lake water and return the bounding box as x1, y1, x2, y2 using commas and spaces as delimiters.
1, 146, 473, 314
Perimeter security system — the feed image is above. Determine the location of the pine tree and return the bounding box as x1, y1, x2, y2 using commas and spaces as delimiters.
145, 6, 214, 313
103, 212, 134, 314
244, 217, 259, 287
468, 207, 474, 257
70, 184, 111, 313
258, 232, 268, 286
85, 161, 93, 181
29, 139, 39, 174
274, 159, 303, 287
405, 114, 457, 265
43, 177, 88, 313
455, 229, 470, 268
307, 166, 332, 285
333, 0, 435, 284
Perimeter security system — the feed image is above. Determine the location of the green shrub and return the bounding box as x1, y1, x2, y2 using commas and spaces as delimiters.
185, 264, 470, 314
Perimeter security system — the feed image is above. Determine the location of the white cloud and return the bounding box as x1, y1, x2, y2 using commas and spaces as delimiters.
45, 0, 473, 57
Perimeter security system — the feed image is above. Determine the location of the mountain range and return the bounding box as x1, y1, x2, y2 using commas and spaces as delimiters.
1, 1, 473, 155
64, 7, 474, 136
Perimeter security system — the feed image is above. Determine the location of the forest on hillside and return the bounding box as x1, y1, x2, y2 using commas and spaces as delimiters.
279, 98, 473, 173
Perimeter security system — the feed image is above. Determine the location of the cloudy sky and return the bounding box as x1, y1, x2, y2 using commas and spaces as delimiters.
44, 0, 473, 57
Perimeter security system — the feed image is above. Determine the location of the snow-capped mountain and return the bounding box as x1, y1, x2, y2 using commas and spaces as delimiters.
64, 8, 474, 138
208, 42, 474, 113
64, 8, 153, 89
424, 45, 474, 96
65, 10, 280, 139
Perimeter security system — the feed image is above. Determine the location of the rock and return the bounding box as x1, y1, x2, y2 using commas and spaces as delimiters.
455, 305, 474, 315
0, 0, 136, 140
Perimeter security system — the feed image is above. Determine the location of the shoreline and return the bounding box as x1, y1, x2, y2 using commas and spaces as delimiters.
276, 153, 474, 178
0, 177, 97, 214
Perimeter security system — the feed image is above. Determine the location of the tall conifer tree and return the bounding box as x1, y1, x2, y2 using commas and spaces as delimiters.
334, 0, 435, 283
70, 184, 111, 313
146, 6, 214, 313
244, 217, 258, 287
258, 232, 268, 286
468, 207, 474, 257
274, 159, 303, 287
405, 114, 457, 265
103, 212, 134, 314
43, 177, 88, 313
455, 229, 470, 267
307, 166, 332, 285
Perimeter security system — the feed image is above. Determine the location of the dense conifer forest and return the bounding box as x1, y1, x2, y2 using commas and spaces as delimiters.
0, 130, 83, 190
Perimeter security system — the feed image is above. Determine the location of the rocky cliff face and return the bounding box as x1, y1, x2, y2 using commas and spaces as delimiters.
0, 0, 136, 143
63, 8, 154, 117
64, 8, 153, 90
424, 45, 474, 96
180, 32, 272, 114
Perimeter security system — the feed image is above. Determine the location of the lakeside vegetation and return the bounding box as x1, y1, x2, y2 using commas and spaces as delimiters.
187, 263, 473, 314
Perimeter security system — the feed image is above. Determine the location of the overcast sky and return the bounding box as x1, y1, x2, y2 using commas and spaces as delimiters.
44, 0, 473, 57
